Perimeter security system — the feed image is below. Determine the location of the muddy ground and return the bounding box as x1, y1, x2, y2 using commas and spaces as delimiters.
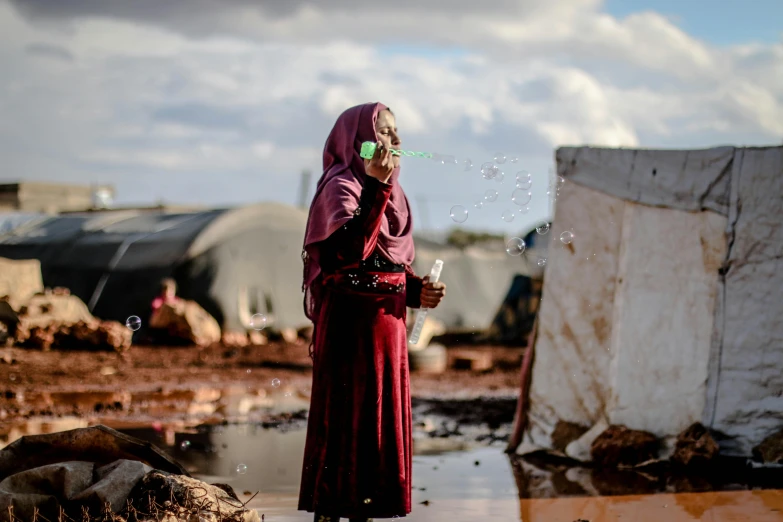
0, 342, 523, 436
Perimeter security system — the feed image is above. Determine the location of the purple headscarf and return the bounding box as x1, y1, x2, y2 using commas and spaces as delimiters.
302, 102, 415, 320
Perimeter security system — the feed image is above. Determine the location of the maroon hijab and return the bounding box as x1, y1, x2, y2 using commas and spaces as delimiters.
302, 102, 415, 320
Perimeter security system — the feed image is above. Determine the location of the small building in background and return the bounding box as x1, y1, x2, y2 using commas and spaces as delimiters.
0, 182, 115, 214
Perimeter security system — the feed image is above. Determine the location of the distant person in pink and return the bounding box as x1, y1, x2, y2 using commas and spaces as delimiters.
151, 278, 181, 313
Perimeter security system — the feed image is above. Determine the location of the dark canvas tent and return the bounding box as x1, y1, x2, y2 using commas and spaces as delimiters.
0, 204, 309, 333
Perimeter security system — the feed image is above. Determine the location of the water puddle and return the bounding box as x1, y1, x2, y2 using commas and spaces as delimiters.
117, 424, 783, 522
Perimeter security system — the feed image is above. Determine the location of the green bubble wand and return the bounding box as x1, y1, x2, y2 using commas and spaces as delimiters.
360, 141, 434, 160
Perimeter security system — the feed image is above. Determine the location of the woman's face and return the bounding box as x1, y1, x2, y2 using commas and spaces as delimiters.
375, 109, 401, 168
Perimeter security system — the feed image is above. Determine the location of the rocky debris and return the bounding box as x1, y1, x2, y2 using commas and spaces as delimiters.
150, 300, 221, 347
0, 258, 43, 311
590, 425, 659, 468
551, 421, 590, 453
753, 428, 783, 464
5, 294, 131, 352
671, 423, 720, 467
128, 470, 260, 522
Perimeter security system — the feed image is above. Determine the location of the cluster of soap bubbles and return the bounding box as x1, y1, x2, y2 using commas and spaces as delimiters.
437, 149, 577, 262
447, 152, 542, 229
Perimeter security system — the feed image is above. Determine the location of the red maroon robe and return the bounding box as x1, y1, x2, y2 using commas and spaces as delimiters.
298, 177, 423, 519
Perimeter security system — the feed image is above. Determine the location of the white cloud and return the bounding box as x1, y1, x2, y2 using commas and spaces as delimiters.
0, 0, 781, 232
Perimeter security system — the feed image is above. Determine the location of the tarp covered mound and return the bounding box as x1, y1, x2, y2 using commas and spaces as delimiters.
522, 145, 783, 458
0, 204, 539, 334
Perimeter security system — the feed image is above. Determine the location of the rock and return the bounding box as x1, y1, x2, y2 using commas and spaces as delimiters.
129, 470, 259, 522
150, 300, 221, 346
752, 428, 783, 464
565, 419, 609, 462
671, 423, 719, 467
0, 258, 44, 311
551, 420, 590, 453
590, 425, 659, 468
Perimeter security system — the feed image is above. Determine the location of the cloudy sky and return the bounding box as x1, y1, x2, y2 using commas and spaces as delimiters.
1, 0, 781, 234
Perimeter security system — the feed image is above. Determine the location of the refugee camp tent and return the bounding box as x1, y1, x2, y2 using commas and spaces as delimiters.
0, 204, 540, 336
520, 145, 783, 458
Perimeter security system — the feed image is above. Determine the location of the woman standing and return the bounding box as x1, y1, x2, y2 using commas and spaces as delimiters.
298, 103, 446, 521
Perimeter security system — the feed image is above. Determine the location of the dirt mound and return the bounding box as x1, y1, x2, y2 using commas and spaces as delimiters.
591, 425, 659, 468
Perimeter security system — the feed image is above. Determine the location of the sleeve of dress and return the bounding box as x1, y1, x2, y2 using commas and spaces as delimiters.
324, 176, 393, 263
405, 265, 423, 309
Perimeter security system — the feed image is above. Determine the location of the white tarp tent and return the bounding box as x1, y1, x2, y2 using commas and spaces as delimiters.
522, 145, 783, 457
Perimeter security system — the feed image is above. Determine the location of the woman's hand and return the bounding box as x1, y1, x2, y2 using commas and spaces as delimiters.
420, 276, 446, 309
364, 140, 395, 183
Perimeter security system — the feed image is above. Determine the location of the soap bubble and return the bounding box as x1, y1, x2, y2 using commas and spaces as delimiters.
250, 314, 267, 331
246, 369, 251, 374
450, 205, 468, 223
494, 153, 506, 164
557, 176, 566, 188
501, 210, 515, 222
9, 373, 17, 382
536, 223, 550, 234
364, 498, 372, 505
125, 316, 142, 331
480, 162, 498, 180
505, 237, 526, 256
511, 189, 532, 206
537, 258, 547, 267
431, 153, 442, 163
516, 171, 532, 189
474, 200, 484, 209
441, 155, 457, 166
271, 378, 281, 388
484, 189, 498, 202
495, 170, 505, 183
560, 231, 574, 244
463, 158, 473, 171
517, 205, 530, 214
180, 440, 191, 451
236, 463, 248, 475
510, 157, 519, 163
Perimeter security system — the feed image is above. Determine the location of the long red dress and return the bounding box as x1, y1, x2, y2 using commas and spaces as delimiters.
298, 177, 422, 519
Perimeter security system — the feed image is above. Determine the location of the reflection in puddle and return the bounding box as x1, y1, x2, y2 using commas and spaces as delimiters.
120, 424, 783, 522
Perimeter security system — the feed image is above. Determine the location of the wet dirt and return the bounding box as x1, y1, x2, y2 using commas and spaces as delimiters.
0, 343, 523, 445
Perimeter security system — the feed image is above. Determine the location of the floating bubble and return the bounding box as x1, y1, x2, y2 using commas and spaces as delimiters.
450, 205, 468, 223
536, 223, 550, 234
125, 316, 142, 331
495, 171, 505, 183
560, 231, 574, 244
484, 189, 498, 202
537, 258, 547, 267
180, 440, 191, 451
474, 200, 484, 209
501, 210, 515, 222
494, 153, 506, 164
515, 171, 532, 189
511, 189, 532, 206
510, 156, 519, 163
364, 498, 372, 505
271, 378, 281, 388
236, 463, 248, 475
557, 176, 566, 188
505, 237, 526, 256
250, 313, 267, 331
463, 158, 473, 171
284, 391, 293, 397
441, 155, 457, 166
431, 153, 442, 163
517, 205, 530, 214
246, 369, 252, 374
480, 162, 497, 180
9, 373, 17, 382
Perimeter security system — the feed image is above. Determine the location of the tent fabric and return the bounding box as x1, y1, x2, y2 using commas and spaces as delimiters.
523, 145, 783, 458
555, 146, 734, 216
0, 204, 537, 335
